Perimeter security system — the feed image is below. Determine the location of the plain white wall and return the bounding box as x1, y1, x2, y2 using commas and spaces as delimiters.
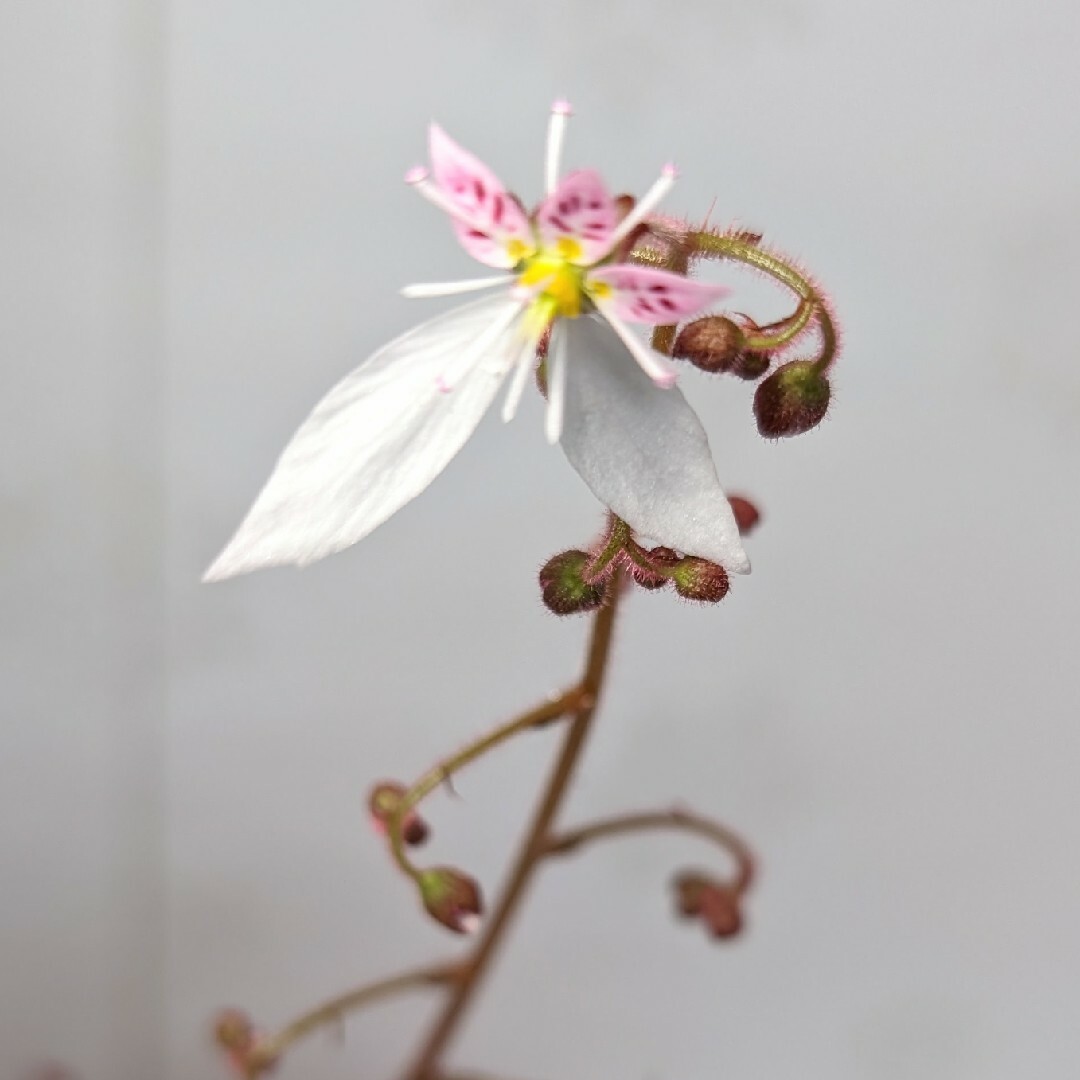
0, 2, 167, 1078
4, 1, 1080, 1079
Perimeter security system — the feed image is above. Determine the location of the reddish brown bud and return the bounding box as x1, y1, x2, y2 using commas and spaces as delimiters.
539, 549, 607, 615
754, 360, 831, 438
418, 866, 483, 934
673, 316, 745, 373
628, 545, 681, 590
673, 317, 771, 379
368, 782, 429, 847
672, 872, 744, 940
671, 557, 730, 603
213, 1010, 254, 1055
727, 495, 761, 535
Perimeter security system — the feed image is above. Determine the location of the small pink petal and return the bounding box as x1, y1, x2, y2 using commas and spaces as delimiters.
534, 169, 618, 265
587, 265, 730, 325
428, 124, 533, 268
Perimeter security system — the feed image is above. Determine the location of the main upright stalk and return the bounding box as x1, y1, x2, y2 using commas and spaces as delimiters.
403, 573, 623, 1079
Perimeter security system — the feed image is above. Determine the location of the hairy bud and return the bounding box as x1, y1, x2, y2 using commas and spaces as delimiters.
418, 866, 483, 934
674, 316, 770, 379
672, 871, 744, 940
369, 781, 429, 847
727, 495, 761, 536
539, 549, 607, 615
671, 557, 730, 603
629, 545, 680, 590
673, 316, 744, 373
754, 360, 831, 438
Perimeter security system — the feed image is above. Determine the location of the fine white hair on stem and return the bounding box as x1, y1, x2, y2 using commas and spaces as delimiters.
595, 304, 677, 388
604, 163, 679, 251
545, 322, 569, 444
544, 99, 573, 195
501, 329, 543, 423
401, 275, 513, 299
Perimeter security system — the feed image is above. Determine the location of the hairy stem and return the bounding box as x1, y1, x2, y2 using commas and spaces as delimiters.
402, 572, 624, 1080
685, 230, 838, 374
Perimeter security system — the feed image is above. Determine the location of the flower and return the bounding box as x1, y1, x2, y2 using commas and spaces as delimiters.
204, 103, 750, 582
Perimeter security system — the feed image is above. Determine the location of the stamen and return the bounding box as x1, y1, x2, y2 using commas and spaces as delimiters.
401, 275, 512, 299
435, 296, 525, 393
544, 99, 573, 196
595, 303, 678, 388
501, 329, 544, 423
405, 166, 488, 233
604, 163, 679, 251
544, 322, 569, 444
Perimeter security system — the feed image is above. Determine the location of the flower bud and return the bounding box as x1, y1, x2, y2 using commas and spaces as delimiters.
213, 1010, 254, 1055
368, 781, 429, 847
673, 316, 744, 373
538, 549, 607, 615
726, 495, 761, 536
671, 872, 744, 940
628, 546, 680, 590
671, 557, 730, 603
418, 866, 483, 934
673, 317, 771, 379
753, 360, 830, 438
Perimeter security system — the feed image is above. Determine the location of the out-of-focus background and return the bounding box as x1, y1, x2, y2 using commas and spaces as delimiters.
3, 2, 1079, 1078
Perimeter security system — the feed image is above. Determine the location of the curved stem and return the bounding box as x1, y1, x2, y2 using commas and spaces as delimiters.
544, 806, 754, 893
387, 689, 581, 878
685, 230, 838, 374
256, 962, 459, 1068
403, 572, 624, 1080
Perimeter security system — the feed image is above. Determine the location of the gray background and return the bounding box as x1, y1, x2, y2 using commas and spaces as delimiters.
3, 1, 1079, 1078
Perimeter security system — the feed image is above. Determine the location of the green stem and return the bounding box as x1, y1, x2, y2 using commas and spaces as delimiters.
685, 230, 838, 374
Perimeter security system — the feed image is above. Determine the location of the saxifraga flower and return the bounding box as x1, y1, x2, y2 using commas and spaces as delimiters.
205, 103, 749, 582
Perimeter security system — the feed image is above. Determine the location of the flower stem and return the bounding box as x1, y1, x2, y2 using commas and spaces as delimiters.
544, 806, 754, 893
387, 689, 582, 879
685, 230, 838, 374
402, 572, 624, 1080
256, 962, 459, 1068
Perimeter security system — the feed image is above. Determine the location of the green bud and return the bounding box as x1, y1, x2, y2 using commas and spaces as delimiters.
753, 360, 831, 438
671, 557, 730, 603
418, 866, 483, 934
538, 549, 607, 615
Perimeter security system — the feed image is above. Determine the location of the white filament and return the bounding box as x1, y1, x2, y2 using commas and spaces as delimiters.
595, 304, 677, 388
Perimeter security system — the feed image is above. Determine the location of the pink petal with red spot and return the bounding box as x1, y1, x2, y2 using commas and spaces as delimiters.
587, 265, 730, 325
534, 170, 618, 265
428, 124, 533, 268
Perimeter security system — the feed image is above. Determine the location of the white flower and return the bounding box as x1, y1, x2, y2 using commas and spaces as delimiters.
204, 103, 750, 582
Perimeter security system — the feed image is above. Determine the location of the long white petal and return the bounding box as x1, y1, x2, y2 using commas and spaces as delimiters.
558, 316, 750, 574
205, 293, 524, 581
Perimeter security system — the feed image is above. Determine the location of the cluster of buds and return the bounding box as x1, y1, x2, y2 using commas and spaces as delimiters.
671, 871, 745, 940
417, 866, 484, 934
538, 497, 761, 616
672, 311, 833, 439
368, 781, 429, 847
673, 315, 770, 380
213, 1009, 280, 1078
